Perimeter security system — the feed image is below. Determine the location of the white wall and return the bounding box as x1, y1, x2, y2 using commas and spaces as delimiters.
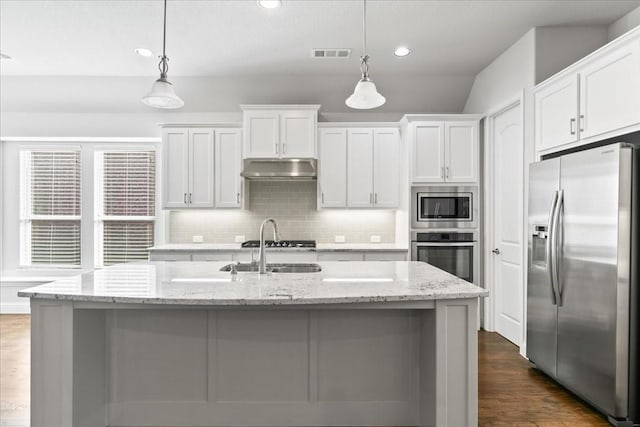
608, 5, 640, 41
535, 26, 608, 84
462, 29, 536, 114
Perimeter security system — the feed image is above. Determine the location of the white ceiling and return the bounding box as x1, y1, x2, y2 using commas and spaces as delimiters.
1, 0, 639, 77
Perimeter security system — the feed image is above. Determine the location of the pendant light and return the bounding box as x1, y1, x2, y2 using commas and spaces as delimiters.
141, 0, 184, 109
345, 0, 385, 109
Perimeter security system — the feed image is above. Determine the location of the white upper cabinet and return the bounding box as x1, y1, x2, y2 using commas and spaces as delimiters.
319, 126, 399, 209
280, 112, 316, 158
579, 40, 640, 139
243, 111, 280, 158
445, 121, 478, 182
318, 128, 348, 208
162, 127, 242, 209
163, 129, 190, 208
534, 31, 640, 154
188, 129, 215, 208
347, 129, 374, 208
242, 106, 319, 159
534, 75, 579, 152
411, 119, 478, 183
373, 128, 400, 207
215, 129, 242, 208
412, 122, 445, 182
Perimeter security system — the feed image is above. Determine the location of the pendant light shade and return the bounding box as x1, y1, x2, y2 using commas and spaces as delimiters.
346, 0, 385, 110
142, 0, 184, 109
142, 78, 184, 109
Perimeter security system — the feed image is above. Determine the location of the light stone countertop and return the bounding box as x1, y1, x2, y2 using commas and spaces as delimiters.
149, 243, 408, 252
18, 261, 487, 306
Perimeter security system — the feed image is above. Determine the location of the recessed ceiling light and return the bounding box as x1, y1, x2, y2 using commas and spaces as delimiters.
257, 0, 281, 9
394, 46, 411, 57
0, 52, 13, 60
135, 48, 153, 57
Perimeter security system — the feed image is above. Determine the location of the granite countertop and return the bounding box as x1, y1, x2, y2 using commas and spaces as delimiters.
149, 243, 408, 252
18, 261, 487, 306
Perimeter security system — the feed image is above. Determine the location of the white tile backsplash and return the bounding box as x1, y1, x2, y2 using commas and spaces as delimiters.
169, 181, 396, 243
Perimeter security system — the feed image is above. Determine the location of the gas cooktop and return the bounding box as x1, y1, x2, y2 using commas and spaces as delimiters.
241, 240, 316, 248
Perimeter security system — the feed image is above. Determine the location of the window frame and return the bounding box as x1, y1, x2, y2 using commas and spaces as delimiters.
19, 145, 83, 269
93, 144, 159, 268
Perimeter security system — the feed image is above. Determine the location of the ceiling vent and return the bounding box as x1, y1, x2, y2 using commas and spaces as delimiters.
311, 48, 351, 59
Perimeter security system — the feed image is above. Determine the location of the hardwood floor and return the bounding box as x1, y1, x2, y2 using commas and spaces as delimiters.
0, 315, 610, 426
478, 330, 609, 426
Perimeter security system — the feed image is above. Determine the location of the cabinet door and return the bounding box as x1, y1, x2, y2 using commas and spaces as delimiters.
243, 111, 280, 158
534, 74, 579, 152
163, 128, 189, 208
215, 129, 242, 208
318, 128, 347, 207
347, 129, 374, 207
579, 40, 640, 139
280, 111, 316, 158
412, 122, 445, 183
188, 129, 215, 208
445, 121, 478, 183
373, 128, 399, 207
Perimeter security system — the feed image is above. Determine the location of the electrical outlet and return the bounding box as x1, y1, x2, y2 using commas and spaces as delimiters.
234, 235, 245, 243
334, 235, 346, 243
192, 235, 204, 243
370, 235, 381, 243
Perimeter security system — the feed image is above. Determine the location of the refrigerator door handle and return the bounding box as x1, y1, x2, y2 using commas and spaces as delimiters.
553, 190, 564, 306
547, 190, 559, 305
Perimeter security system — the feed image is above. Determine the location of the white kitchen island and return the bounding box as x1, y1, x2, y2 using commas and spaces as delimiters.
19, 261, 487, 427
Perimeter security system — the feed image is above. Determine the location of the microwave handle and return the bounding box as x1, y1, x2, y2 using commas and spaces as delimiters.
413, 242, 476, 247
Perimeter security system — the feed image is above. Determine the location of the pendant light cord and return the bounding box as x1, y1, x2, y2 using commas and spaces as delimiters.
360, 0, 370, 80
158, 0, 169, 79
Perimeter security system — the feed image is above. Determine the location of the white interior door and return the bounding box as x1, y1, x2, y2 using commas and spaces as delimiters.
491, 102, 524, 346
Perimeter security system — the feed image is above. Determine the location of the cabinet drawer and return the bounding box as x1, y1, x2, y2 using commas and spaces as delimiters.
317, 252, 364, 262
192, 253, 234, 262
364, 252, 407, 261
149, 252, 192, 262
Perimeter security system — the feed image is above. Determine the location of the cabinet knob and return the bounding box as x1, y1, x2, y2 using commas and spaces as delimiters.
492, 248, 501, 255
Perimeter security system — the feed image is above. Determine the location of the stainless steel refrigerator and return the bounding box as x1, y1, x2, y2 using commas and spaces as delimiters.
527, 142, 638, 426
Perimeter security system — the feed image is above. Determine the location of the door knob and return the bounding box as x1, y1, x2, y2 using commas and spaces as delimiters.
492, 248, 501, 255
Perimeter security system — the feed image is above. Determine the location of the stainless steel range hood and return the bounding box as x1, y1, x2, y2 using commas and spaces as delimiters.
240, 159, 317, 180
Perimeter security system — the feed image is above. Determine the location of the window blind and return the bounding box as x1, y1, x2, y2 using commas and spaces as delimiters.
100, 151, 156, 266
28, 151, 81, 266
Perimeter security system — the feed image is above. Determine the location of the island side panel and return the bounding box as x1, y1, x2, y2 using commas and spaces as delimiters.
431, 298, 479, 427
30, 299, 74, 427
30, 301, 107, 427
107, 307, 419, 427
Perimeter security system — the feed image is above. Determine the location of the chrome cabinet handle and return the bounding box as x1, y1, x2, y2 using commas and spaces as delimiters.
446, 166, 450, 179
570, 118, 576, 135
321, 193, 325, 204
283, 143, 286, 154
441, 166, 444, 179
374, 193, 378, 204
492, 248, 500, 255
237, 193, 240, 204
369, 193, 373, 204
275, 144, 279, 155
579, 115, 584, 132
189, 193, 192, 204
184, 193, 187, 204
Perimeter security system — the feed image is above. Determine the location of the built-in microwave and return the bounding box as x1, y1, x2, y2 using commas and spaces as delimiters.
411, 186, 478, 229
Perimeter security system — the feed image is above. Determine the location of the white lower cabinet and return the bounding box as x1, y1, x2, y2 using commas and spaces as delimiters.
319, 126, 399, 209
150, 250, 406, 262
162, 127, 242, 209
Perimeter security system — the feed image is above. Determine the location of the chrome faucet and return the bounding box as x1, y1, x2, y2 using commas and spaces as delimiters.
258, 218, 281, 274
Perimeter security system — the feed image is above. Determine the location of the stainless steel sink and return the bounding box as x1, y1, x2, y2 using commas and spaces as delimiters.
220, 263, 322, 273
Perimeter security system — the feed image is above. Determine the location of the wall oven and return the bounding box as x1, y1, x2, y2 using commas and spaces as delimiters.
411, 231, 478, 284
412, 186, 478, 229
